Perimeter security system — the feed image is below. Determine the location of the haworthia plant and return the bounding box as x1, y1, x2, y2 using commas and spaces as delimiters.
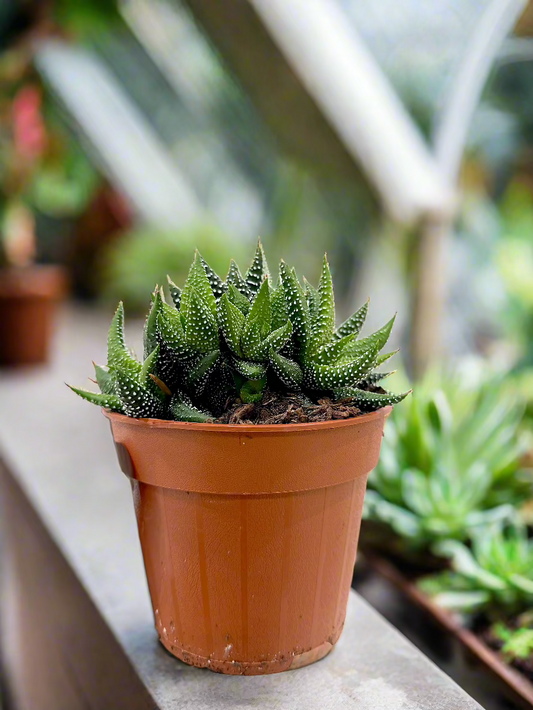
69, 241, 410, 421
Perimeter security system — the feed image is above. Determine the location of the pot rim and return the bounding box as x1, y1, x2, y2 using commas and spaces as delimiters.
103, 405, 392, 434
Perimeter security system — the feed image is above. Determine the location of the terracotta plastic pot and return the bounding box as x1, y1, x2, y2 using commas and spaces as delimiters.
0, 266, 66, 366
105, 406, 391, 675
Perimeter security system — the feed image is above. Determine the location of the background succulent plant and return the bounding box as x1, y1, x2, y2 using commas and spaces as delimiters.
418, 523, 533, 616
363, 368, 532, 550
69, 241, 409, 421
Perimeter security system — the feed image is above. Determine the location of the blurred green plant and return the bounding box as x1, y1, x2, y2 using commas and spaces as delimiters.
418, 523, 533, 616
363, 366, 532, 551
99, 223, 248, 312
492, 619, 533, 662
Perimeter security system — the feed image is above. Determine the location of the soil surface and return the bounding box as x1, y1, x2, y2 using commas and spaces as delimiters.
215, 389, 362, 425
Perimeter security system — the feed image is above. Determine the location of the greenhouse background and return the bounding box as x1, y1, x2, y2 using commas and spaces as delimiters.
1, 1, 533, 709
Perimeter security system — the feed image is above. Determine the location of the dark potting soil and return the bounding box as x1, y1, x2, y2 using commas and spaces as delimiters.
215, 389, 363, 425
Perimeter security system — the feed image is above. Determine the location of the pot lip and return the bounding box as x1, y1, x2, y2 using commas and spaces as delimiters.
0, 265, 67, 299
103, 405, 392, 434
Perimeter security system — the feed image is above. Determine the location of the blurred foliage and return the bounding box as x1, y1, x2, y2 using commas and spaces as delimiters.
53, 0, 120, 37
363, 365, 532, 552
497, 181, 533, 366
100, 222, 248, 312
419, 523, 533, 617
492, 618, 533, 662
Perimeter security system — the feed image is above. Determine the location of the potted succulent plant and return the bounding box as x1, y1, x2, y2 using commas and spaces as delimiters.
69, 241, 409, 675
0, 201, 65, 365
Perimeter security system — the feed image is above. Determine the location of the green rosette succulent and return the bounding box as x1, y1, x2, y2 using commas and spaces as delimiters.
69, 241, 409, 421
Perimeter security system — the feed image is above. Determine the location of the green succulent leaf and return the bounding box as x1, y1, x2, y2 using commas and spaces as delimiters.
199, 254, 226, 301
181, 251, 218, 322
303, 276, 319, 320
187, 349, 220, 395
263, 320, 293, 354
308, 255, 335, 356
185, 287, 219, 352
68, 385, 124, 412
113, 367, 165, 419
271, 283, 289, 331
93, 363, 115, 395
240, 377, 267, 404
334, 387, 411, 411
170, 391, 212, 422
141, 345, 160, 386
341, 316, 396, 361
227, 282, 251, 315
305, 343, 379, 390
107, 303, 142, 376
269, 348, 303, 388
230, 357, 267, 380
144, 288, 165, 357
226, 259, 252, 299
246, 277, 271, 338
218, 293, 245, 355
376, 349, 400, 366
313, 333, 356, 365
167, 276, 181, 308
157, 303, 187, 352
335, 298, 369, 340
245, 239, 270, 295
279, 260, 310, 345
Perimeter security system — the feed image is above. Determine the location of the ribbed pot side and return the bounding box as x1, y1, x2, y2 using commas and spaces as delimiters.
105, 407, 391, 675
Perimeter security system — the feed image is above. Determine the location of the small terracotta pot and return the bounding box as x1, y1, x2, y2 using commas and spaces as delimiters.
105, 407, 391, 675
0, 266, 66, 366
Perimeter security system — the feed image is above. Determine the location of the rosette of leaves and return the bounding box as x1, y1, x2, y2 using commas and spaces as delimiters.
69, 241, 410, 421
273, 255, 410, 408
363, 370, 531, 551
418, 524, 533, 615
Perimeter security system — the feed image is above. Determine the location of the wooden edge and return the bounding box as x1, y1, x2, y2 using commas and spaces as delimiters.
364, 553, 533, 710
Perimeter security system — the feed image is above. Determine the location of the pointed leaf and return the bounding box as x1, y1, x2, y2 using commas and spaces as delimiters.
185, 287, 219, 352
271, 283, 289, 330
107, 303, 142, 376
68, 385, 124, 412
308, 255, 335, 355
187, 349, 220, 396
143, 288, 165, 358
141, 345, 159, 385
200, 254, 226, 301
226, 259, 252, 299
170, 391, 212, 422
376, 349, 399, 366
246, 278, 271, 338
230, 357, 267, 380
313, 333, 356, 364
359, 370, 396, 387
246, 239, 270, 294
335, 299, 369, 340
241, 317, 263, 360
167, 276, 181, 308
269, 348, 303, 388
279, 260, 310, 344
341, 316, 396, 361
334, 387, 411, 411
181, 251, 218, 322
93, 363, 115, 395
227, 282, 251, 316
114, 367, 165, 419
303, 276, 319, 320
263, 320, 292, 354
218, 293, 245, 355
157, 303, 187, 352
305, 344, 378, 389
